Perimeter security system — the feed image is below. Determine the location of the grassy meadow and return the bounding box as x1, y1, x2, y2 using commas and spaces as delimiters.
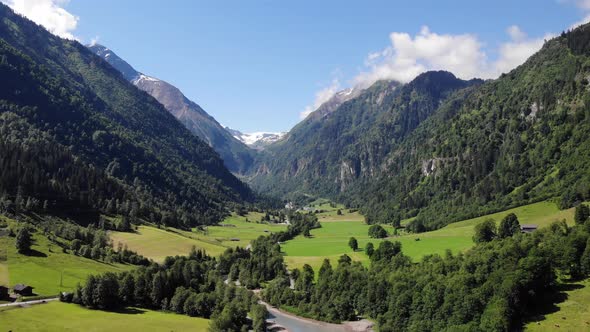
1, 230, 133, 296
282, 200, 576, 271
110, 213, 287, 262
525, 279, 590, 331
0, 301, 210, 331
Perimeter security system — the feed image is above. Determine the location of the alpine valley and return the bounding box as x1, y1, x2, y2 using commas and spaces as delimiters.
2, 2, 590, 332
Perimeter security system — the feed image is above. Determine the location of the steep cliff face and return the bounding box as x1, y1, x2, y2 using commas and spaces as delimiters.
89, 44, 256, 173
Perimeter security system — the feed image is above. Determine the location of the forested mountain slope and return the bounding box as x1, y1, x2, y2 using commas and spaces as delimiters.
250, 71, 479, 201
252, 25, 590, 232
89, 44, 256, 173
357, 27, 590, 229
0, 3, 253, 227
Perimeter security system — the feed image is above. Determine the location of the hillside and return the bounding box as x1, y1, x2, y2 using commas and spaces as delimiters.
358, 27, 590, 229
89, 44, 256, 173
250, 71, 479, 202
249, 26, 590, 231
0, 3, 252, 227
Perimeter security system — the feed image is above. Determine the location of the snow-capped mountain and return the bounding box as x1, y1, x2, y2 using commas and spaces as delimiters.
225, 127, 285, 150
89, 44, 256, 173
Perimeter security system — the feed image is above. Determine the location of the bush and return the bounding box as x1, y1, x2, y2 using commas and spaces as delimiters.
368, 225, 388, 238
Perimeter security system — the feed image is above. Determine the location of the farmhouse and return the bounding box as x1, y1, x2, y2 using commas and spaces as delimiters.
520, 224, 538, 233
0, 285, 8, 298
13, 284, 34, 296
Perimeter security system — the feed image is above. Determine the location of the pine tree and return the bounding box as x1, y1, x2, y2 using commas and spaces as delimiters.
348, 237, 358, 251
15, 227, 32, 253
575, 204, 589, 225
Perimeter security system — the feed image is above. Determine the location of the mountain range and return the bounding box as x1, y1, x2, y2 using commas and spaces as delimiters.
0, 3, 252, 226
248, 28, 590, 231
3, 0, 590, 235
89, 44, 256, 173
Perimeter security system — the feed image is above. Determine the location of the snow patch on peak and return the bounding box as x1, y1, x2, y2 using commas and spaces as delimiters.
133, 74, 160, 84
225, 127, 286, 150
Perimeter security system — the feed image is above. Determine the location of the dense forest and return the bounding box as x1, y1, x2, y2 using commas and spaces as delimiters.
0, 3, 254, 228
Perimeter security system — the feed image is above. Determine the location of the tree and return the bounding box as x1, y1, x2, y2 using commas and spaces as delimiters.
251, 304, 268, 332
303, 226, 311, 237
498, 213, 520, 238
15, 227, 32, 253
368, 224, 388, 238
473, 219, 497, 243
337, 209, 342, 215
151, 273, 165, 306
348, 237, 358, 251
575, 204, 590, 225
365, 242, 375, 257
119, 273, 135, 305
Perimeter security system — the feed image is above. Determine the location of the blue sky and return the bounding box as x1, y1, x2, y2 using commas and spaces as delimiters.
3, 0, 589, 132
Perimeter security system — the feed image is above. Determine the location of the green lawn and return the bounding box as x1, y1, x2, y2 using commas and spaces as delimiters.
110, 214, 287, 262
525, 279, 590, 331
3, 232, 132, 296
283, 201, 576, 271
0, 301, 210, 331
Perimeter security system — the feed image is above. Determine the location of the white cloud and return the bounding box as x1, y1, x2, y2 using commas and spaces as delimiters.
353, 26, 487, 87
352, 25, 552, 88
300, 78, 341, 119
2, 0, 79, 40
492, 28, 552, 76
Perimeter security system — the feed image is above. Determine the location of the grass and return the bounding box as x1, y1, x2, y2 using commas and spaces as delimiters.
110, 225, 227, 262
282, 201, 576, 271
3, 231, 133, 296
0, 301, 210, 331
204, 213, 288, 248
525, 279, 590, 331
110, 213, 287, 262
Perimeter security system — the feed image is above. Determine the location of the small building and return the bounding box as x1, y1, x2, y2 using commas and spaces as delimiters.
13, 284, 34, 296
0, 285, 8, 298
521, 224, 538, 233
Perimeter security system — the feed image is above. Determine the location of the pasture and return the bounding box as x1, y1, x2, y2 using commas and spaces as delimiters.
0, 301, 210, 331
2, 231, 132, 296
282, 201, 576, 271
110, 213, 287, 262
525, 278, 590, 331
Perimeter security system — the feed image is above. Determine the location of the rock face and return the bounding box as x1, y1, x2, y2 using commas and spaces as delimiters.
89, 44, 255, 173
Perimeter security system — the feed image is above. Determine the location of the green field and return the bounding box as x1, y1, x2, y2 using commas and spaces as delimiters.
0, 301, 210, 331
525, 279, 590, 331
282, 201, 576, 271
110, 214, 287, 262
2, 231, 133, 296
204, 214, 288, 248
306, 200, 364, 222
110, 226, 227, 262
